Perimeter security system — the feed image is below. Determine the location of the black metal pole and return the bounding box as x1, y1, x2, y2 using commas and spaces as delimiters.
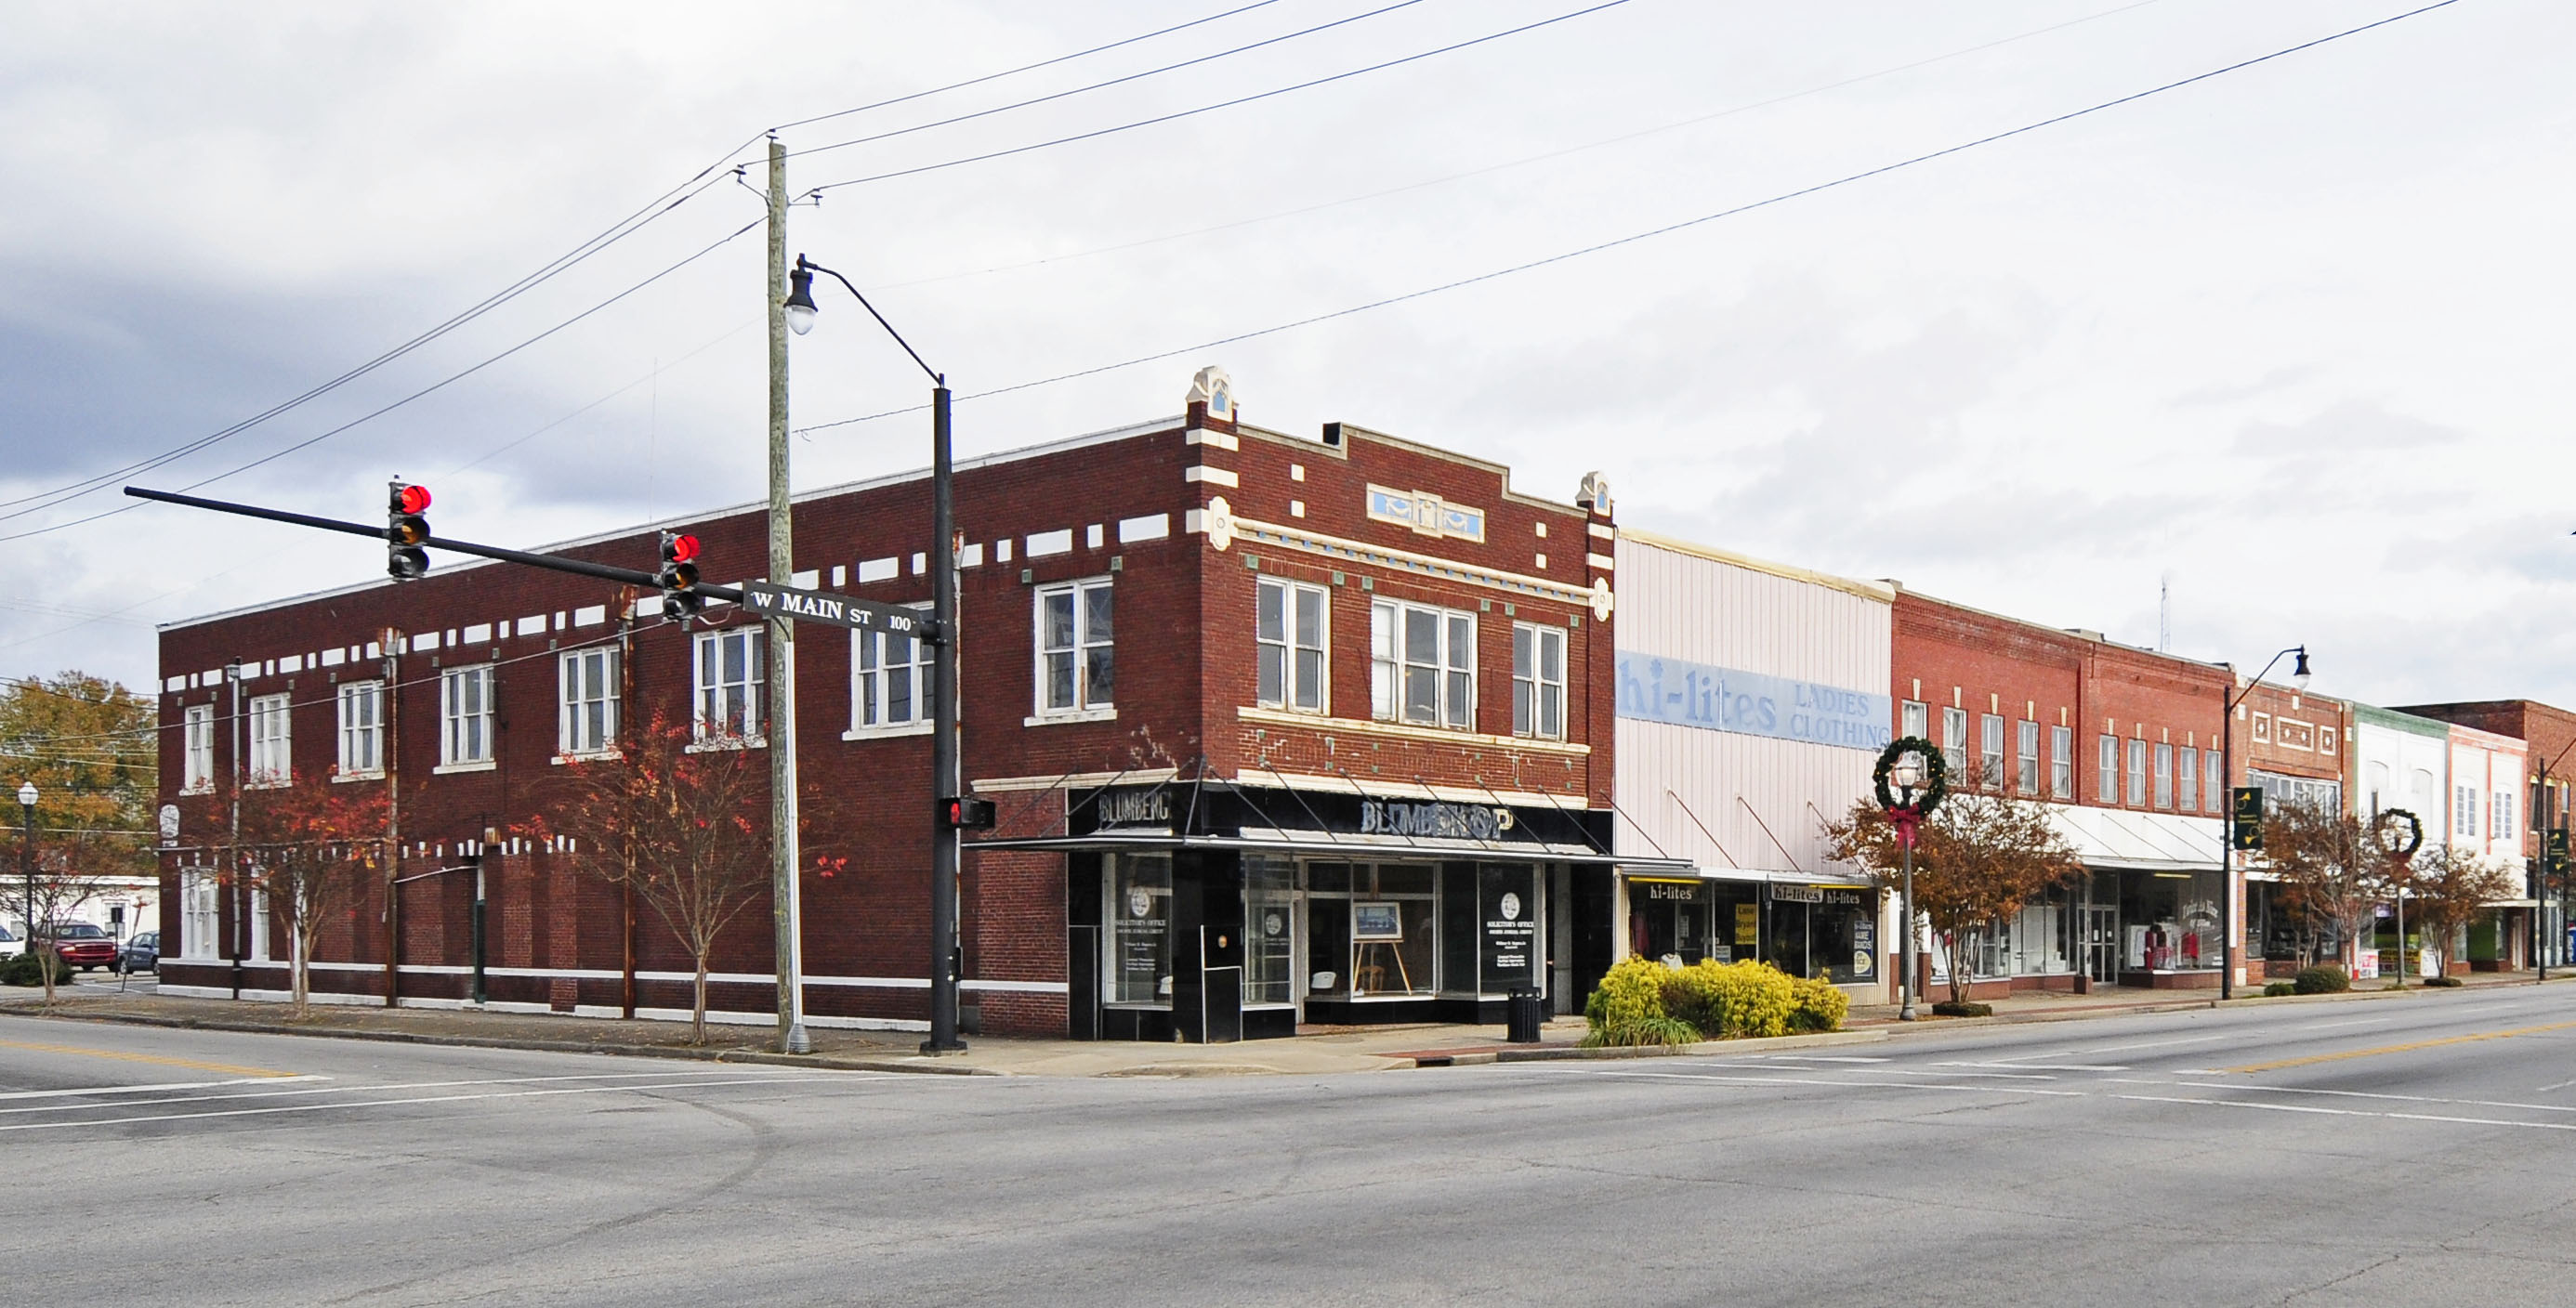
471, 850, 488, 1006
2220, 683, 2234, 1001
1899, 838, 1915, 1020
20, 800, 33, 967
924, 382, 966, 1053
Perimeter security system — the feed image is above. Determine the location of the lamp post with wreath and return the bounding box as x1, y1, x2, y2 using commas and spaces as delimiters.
1876, 737, 1949, 1021
2376, 807, 2425, 986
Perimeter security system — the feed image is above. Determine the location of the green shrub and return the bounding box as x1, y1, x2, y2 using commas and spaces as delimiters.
2263, 981, 2296, 997
2423, 974, 2463, 988
1580, 956, 1844, 1044
1, 952, 72, 988
1931, 1000, 1992, 1017
1786, 975, 1849, 1033
1663, 960, 1794, 1040
2293, 964, 2350, 995
1584, 956, 1693, 1047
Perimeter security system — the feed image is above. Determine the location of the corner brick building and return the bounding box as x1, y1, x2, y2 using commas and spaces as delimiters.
153, 372, 1625, 1040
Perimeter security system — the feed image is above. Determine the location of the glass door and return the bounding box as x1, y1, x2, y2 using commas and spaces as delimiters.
2084, 906, 2119, 983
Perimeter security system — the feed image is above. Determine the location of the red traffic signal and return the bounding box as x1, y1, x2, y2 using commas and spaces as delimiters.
657, 530, 704, 621
396, 483, 432, 516
387, 481, 432, 581
664, 532, 701, 564
941, 796, 996, 831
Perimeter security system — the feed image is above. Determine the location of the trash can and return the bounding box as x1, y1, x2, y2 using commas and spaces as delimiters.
1506, 988, 1545, 1044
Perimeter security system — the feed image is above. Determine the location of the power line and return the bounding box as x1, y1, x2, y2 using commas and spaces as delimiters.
770, 0, 1288, 134
796, 0, 2464, 437
861, 0, 2169, 295
783, 0, 1428, 164
1, 217, 764, 544
803, 0, 1640, 195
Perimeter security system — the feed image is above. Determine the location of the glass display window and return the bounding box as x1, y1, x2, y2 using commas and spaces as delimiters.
1104, 855, 1172, 1006
1243, 855, 1296, 1007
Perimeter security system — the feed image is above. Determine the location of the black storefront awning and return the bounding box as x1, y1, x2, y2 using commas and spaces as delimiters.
966, 778, 1691, 870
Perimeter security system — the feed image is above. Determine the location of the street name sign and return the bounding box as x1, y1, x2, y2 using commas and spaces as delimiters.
739, 581, 940, 640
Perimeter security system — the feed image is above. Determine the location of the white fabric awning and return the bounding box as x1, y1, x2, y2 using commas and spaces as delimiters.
2045, 805, 2225, 872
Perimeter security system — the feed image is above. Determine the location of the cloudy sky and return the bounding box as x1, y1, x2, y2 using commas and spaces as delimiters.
3, 0, 2567, 710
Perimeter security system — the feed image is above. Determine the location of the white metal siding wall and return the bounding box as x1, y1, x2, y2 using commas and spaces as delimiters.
1613, 537, 1892, 877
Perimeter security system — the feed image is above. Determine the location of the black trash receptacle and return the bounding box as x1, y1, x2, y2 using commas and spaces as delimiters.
1506, 988, 1544, 1043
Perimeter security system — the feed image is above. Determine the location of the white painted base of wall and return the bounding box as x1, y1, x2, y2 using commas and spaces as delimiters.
155, 984, 934, 1032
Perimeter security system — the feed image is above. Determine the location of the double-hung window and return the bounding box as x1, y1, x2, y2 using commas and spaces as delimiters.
2051, 725, 2072, 799
2494, 791, 2514, 843
1980, 713, 2005, 790
440, 665, 495, 766
852, 611, 933, 732
179, 869, 220, 960
2456, 784, 2477, 838
2127, 739, 2149, 806
1512, 622, 1565, 739
1035, 580, 1114, 716
1901, 700, 1928, 741
182, 704, 216, 792
2154, 742, 2175, 809
337, 681, 384, 776
2016, 720, 2039, 794
247, 693, 292, 786
1257, 579, 1328, 714
2097, 734, 2119, 804
693, 630, 764, 741
2205, 751, 2224, 813
2177, 746, 2199, 812
1941, 707, 1968, 777
559, 648, 619, 755
1371, 600, 1474, 729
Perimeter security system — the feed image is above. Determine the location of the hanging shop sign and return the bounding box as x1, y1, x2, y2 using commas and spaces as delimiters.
1614, 652, 1891, 752
1064, 781, 1611, 852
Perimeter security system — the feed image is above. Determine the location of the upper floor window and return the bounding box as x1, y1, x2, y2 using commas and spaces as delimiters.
1257, 579, 1328, 714
182, 704, 215, 793
852, 612, 932, 732
2051, 725, 2072, 799
1513, 622, 1566, 739
248, 693, 292, 787
2455, 784, 2477, 839
2205, 750, 2225, 813
1979, 713, 2005, 790
337, 681, 384, 777
2153, 742, 2175, 810
693, 630, 763, 741
2178, 746, 2200, 813
1035, 580, 1113, 717
2126, 739, 2149, 806
1941, 707, 1968, 777
441, 664, 495, 765
2016, 720, 2039, 795
2097, 734, 2118, 804
559, 648, 619, 756
1372, 600, 1473, 729
2493, 791, 2514, 843
1901, 700, 1927, 741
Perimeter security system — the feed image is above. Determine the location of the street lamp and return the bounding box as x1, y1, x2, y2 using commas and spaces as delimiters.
18, 780, 37, 959
1891, 753, 1924, 1021
2220, 644, 2308, 1001
1875, 739, 1944, 1022
787, 252, 968, 1055
2375, 809, 2423, 987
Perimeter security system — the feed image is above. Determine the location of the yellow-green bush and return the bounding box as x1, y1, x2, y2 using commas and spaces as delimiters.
1581, 956, 1847, 1045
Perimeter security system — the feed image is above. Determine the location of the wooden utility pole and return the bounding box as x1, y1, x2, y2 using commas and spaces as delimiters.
382, 627, 401, 1007
764, 137, 810, 1054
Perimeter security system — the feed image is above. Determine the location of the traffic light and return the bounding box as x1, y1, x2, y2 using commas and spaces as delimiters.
2230, 786, 2265, 852
941, 796, 996, 831
387, 481, 431, 580
658, 531, 703, 621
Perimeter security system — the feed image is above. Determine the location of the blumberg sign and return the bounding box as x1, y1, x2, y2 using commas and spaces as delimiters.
1358, 800, 1513, 842
1615, 652, 1891, 752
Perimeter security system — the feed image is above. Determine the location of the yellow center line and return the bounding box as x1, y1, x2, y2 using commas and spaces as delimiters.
2228, 1021, 2576, 1074
0, 1038, 299, 1079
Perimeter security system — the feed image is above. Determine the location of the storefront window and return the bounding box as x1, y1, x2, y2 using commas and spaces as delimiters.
2121, 870, 2222, 970
1104, 855, 1172, 1005
1243, 855, 1295, 1007
1629, 879, 1712, 965
1353, 864, 1438, 997
1479, 864, 1539, 992
1766, 884, 1877, 984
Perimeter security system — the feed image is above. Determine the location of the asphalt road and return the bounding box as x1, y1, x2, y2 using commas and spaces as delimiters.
7, 988, 2576, 1307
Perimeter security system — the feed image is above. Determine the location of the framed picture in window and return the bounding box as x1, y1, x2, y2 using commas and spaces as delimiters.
1352, 902, 1403, 941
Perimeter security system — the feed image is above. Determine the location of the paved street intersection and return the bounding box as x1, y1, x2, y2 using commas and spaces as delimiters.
7, 989, 2576, 1306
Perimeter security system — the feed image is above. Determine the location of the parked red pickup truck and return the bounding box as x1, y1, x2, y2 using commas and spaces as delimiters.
46, 922, 119, 972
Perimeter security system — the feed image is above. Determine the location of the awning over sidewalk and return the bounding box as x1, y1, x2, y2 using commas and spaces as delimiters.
2046, 805, 2223, 873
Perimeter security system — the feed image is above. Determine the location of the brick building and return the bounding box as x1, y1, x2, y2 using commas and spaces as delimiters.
153, 371, 1625, 1040
1890, 591, 2239, 993
2392, 699, 2560, 968
2234, 683, 2351, 976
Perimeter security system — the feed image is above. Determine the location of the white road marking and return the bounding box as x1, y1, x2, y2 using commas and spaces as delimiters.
2115, 1092, 2576, 1132
2165, 1080, 2576, 1116
1576, 1069, 2087, 1096
0, 1075, 330, 1103
0, 1074, 890, 1133
0, 1067, 807, 1117
2070, 1034, 2228, 1054
1944, 1061, 2127, 1072
2538, 1079, 2576, 1093
2293, 1017, 2393, 1032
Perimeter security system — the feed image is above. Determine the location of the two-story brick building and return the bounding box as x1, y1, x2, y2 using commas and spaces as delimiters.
153, 371, 1628, 1040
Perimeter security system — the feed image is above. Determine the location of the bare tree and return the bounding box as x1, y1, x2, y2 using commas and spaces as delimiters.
2398, 844, 2517, 979
1821, 760, 2084, 1005
12, 846, 112, 1004
237, 770, 390, 1017
541, 712, 770, 1044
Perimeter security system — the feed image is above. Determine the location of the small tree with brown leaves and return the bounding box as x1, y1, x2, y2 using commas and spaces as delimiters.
237, 770, 390, 1017
2260, 800, 2393, 969
2398, 844, 2517, 979
543, 713, 769, 1044
10, 845, 114, 1005
1821, 761, 2083, 1004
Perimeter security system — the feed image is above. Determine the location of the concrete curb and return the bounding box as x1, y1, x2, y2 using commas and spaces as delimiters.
14, 1008, 1002, 1076
1403, 1028, 1888, 1067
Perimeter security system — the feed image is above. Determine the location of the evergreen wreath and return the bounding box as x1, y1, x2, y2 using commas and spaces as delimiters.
2375, 807, 2424, 858
1873, 736, 1949, 815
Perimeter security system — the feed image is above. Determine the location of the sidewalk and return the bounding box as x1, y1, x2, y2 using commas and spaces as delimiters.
6, 968, 2566, 1077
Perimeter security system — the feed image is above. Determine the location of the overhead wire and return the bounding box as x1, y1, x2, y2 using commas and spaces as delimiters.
802, 0, 1639, 195
795, 0, 2464, 437
782, 0, 1429, 163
